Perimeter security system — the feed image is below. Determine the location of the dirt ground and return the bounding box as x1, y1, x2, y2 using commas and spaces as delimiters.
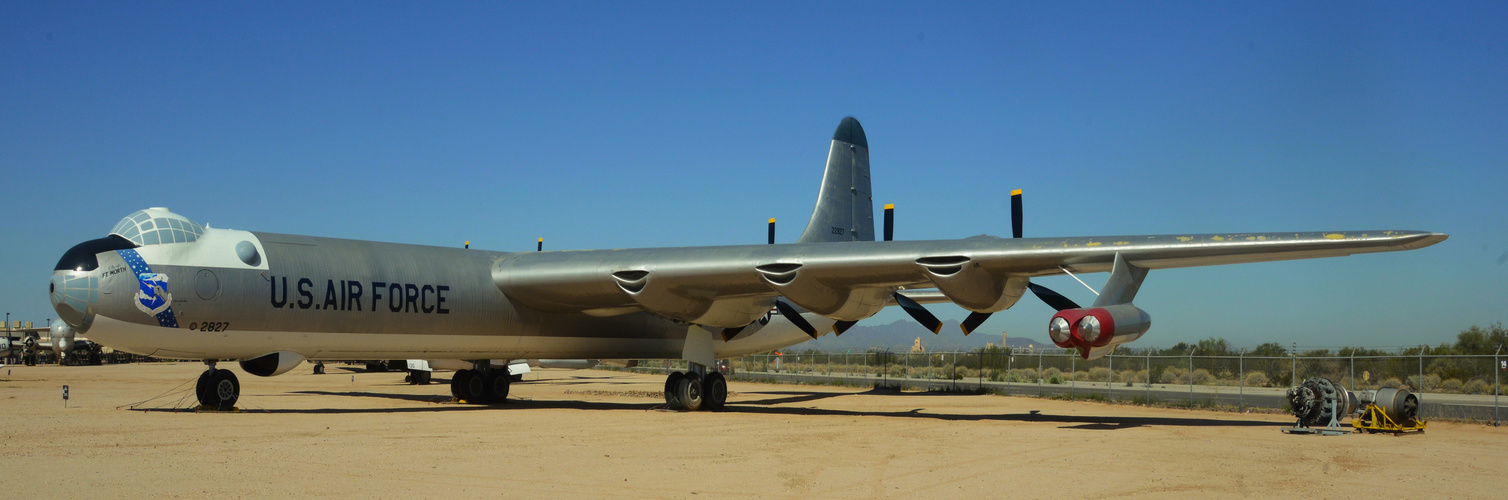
0, 362, 1503, 499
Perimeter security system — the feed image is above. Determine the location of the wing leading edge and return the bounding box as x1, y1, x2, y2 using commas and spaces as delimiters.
493, 230, 1445, 328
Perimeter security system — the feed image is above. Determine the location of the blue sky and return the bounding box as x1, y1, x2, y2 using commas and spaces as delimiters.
3, 2, 1504, 349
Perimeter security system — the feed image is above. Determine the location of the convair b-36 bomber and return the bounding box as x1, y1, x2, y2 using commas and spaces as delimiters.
50, 117, 1446, 411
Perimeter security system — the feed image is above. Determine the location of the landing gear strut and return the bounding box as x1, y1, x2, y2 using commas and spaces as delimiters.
195, 361, 240, 411
663, 364, 726, 411
449, 361, 509, 404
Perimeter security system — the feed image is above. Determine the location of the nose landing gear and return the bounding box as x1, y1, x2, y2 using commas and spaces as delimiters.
663, 365, 726, 411
195, 361, 240, 411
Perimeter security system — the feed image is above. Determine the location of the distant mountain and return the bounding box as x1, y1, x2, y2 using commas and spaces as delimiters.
782, 319, 1048, 352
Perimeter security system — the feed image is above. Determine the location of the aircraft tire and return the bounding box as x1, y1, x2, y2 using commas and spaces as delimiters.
207, 369, 240, 411
313, 363, 325, 375
664, 372, 684, 410
451, 369, 471, 400
195, 369, 215, 407
487, 372, 510, 402
676, 375, 704, 412
464, 370, 488, 403
703, 372, 727, 411
414, 370, 431, 385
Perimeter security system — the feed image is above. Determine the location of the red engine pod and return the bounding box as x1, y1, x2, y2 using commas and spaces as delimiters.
1049, 305, 1152, 349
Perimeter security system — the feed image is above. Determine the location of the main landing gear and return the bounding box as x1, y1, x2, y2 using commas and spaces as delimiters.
663, 365, 727, 411
449, 361, 509, 404
196, 361, 240, 411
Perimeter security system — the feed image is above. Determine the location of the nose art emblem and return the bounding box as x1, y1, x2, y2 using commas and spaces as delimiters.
116, 249, 180, 328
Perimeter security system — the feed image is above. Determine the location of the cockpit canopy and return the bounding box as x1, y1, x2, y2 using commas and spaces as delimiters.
110, 208, 204, 246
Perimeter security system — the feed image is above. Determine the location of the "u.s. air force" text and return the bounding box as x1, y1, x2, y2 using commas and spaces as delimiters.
269, 276, 449, 314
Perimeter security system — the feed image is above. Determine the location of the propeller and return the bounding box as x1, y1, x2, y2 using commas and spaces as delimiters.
955, 188, 1082, 334
1028, 282, 1081, 311
772, 300, 818, 339
894, 292, 943, 334
832, 320, 858, 336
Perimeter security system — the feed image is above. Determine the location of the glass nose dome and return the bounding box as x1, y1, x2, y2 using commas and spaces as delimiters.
110, 207, 205, 246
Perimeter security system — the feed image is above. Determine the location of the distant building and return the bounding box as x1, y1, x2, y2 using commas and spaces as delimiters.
909, 337, 925, 353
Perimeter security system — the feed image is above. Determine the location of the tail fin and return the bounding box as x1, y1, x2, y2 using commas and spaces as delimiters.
798, 117, 874, 243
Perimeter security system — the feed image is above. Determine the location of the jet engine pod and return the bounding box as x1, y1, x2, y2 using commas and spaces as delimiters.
239, 351, 308, 377
1047, 304, 1152, 349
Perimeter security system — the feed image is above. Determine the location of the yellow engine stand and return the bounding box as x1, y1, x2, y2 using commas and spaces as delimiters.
1351, 403, 1426, 434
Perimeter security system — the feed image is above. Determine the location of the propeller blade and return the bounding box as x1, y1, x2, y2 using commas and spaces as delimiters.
893, 292, 943, 334
1028, 282, 1081, 311
1011, 189, 1023, 239
773, 300, 818, 339
960, 312, 992, 336
833, 320, 858, 336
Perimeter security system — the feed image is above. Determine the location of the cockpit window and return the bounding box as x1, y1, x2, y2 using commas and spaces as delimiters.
111, 209, 204, 246
55, 235, 139, 271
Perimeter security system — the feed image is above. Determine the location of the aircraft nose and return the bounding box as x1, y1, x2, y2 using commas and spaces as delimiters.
51, 269, 99, 334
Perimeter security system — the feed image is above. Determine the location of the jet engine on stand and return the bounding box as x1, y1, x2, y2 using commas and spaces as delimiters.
1283, 377, 1426, 435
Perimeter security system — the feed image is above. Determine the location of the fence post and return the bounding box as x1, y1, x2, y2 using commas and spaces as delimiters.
1146, 351, 1151, 404
1071, 354, 1077, 400
1496, 346, 1502, 426
1239, 349, 1245, 412
1291, 343, 1297, 387
1349, 353, 1355, 391
1189, 347, 1197, 408
1108, 353, 1114, 402
1038, 351, 1043, 396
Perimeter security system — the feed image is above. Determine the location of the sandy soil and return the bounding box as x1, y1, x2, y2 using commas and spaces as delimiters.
0, 362, 1502, 499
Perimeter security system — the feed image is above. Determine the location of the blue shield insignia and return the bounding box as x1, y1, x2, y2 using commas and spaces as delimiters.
135, 273, 172, 316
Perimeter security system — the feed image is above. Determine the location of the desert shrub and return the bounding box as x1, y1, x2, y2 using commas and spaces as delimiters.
1191, 369, 1214, 385
1116, 370, 1136, 384
1159, 367, 1186, 385
1042, 367, 1062, 380
1217, 370, 1234, 382
1244, 371, 1269, 387
886, 364, 908, 378
1088, 367, 1111, 382
957, 368, 979, 380
1441, 378, 1464, 392
1380, 378, 1403, 389
1463, 379, 1490, 395
1048, 375, 1063, 385
1012, 368, 1038, 383
1074, 371, 1090, 382
1132, 369, 1149, 383
1407, 374, 1441, 391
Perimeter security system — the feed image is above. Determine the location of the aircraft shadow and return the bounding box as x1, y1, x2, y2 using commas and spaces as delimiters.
263, 388, 1277, 427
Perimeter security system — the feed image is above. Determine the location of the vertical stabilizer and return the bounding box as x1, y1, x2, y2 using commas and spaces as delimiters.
798, 117, 874, 243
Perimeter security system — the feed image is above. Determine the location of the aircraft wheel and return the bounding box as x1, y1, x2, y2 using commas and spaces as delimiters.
195, 369, 215, 407
464, 370, 488, 403
703, 372, 727, 411
487, 372, 510, 402
451, 369, 471, 400
414, 370, 431, 385
205, 369, 240, 411
313, 362, 325, 375
664, 372, 684, 409
676, 374, 704, 412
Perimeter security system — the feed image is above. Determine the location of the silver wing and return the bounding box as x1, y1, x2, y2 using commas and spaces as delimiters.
495, 230, 1445, 329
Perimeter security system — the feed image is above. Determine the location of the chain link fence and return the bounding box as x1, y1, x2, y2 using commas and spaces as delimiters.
684, 349, 1506, 423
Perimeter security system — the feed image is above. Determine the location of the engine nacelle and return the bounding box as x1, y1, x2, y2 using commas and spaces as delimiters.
1047, 304, 1151, 357
239, 351, 307, 377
